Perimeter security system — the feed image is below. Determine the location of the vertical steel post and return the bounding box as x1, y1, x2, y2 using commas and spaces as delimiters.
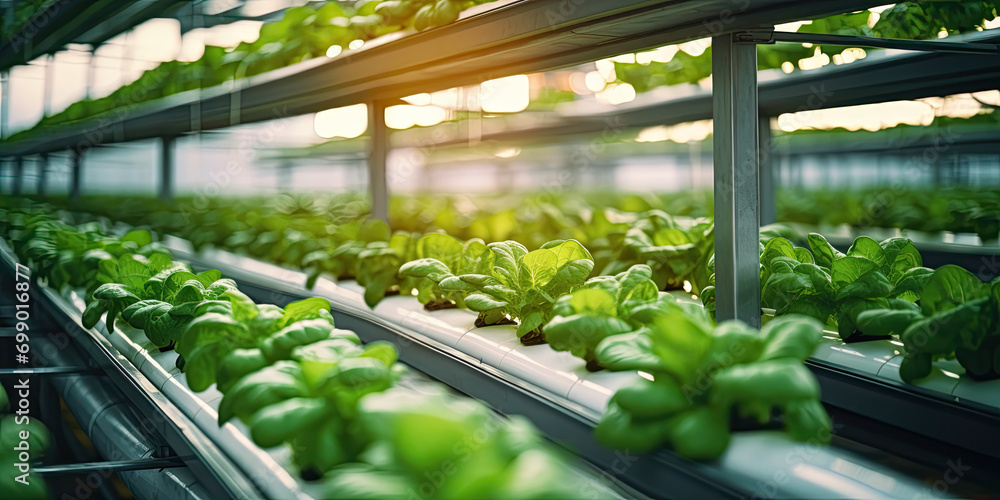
70, 147, 83, 202
159, 136, 175, 200
758, 116, 775, 225
12, 156, 23, 196
277, 161, 292, 193
86, 46, 96, 99
42, 54, 53, 117
368, 101, 389, 223
119, 31, 131, 87
712, 33, 761, 327
36, 153, 47, 197
1, 69, 9, 140
688, 140, 701, 190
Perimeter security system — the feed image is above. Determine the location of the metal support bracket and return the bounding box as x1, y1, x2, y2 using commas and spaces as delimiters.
759, 117, 775, 225
70, 147, 83, 202
37, 152, 48, 197
734, 29, 776, 45
12, 155, 22, 196
712, 33, 761, 327
159, 135, 175, 201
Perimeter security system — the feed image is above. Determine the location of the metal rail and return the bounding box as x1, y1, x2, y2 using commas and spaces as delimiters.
741, 29, 1000, 55
35, 457, 188, 477
808, 358, 1000, 465
0, 0, 889, 157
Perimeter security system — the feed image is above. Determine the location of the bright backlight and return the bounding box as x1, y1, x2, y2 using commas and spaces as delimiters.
481, 75, 529, 113
777, 101, 933, 133
385, 105, 448, 129
314, 103, 367, 138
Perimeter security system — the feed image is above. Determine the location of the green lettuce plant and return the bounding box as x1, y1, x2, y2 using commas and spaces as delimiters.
301, 218, 422, 308
302, 218, 388, 288
757, 233, 932, 340
218, 337, 402, 477
543, 264, 660, 370
592, 302, 830, 460
354, 231, 420, 308
326, 390, 582, 498
600, 211, 715, 293
397, 233, 494, 310
857, 265, 1000, 382
177, 295, 340, 391
82, 256, 238, 346
419, 239, 594, 345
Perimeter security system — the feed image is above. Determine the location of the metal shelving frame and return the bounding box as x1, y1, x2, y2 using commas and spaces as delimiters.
710, 29, 1000, 326
0, 0, 183, 132
0, 0, 887, 202
4, 0, 1000, 494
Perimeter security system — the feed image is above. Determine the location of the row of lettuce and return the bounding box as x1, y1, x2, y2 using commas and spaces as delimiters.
373, 221, 1000, 385
1, 207, 584, 499
46, 186, 999, 271
8, 0, 498, 142
49, 193, 1000, 384
743, 234, 1000, 382
777, 187, 1000, 244
1, 203, 837, 491
4, 191, 998, 493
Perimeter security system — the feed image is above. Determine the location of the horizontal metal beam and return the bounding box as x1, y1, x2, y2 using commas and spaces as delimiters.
35, 457, 187, 476
0, 0, 121, 69
71, 0, 184, 47
741, 29, 1000, 55
396, 29, 1000, 151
